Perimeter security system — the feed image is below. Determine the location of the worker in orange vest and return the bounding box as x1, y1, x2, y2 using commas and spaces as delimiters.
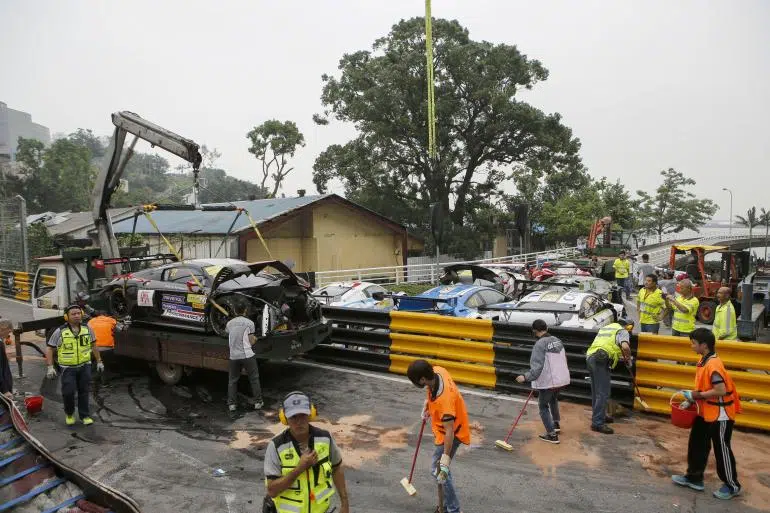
88, 312, 117, 348
671, 328, 742, 500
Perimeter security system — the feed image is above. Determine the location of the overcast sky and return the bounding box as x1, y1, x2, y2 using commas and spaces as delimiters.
2, 0, 768, 220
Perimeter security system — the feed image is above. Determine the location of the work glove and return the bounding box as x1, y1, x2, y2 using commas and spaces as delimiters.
46, 365, 57, 379
436, 454, 451, 484
96, 362, 105, 373
681, 390, 694, 402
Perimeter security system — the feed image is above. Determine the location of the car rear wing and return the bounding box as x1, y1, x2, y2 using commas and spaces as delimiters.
94, 253, 178, 269
371, 292, 455, 313
478, 303, 579, 314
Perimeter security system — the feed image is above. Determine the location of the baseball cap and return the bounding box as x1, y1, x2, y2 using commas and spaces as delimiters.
283, 392, 311, 418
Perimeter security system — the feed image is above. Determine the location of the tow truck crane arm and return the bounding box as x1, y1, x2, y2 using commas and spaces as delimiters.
91, 111, 202, 263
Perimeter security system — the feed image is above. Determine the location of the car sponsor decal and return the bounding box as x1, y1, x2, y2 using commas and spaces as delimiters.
186, 294, 207, 310
162, 294, 186, 304
137, 289, 155, 307
161, 302, 204, 322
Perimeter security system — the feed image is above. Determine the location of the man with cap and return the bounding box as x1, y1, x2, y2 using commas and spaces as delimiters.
585, 318, 634, 434
45, 304, 104, 425
264, 391, 349, 513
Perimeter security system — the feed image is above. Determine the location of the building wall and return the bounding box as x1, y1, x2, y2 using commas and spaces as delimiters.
244, 202, 405, 273
0, 102, 51, 161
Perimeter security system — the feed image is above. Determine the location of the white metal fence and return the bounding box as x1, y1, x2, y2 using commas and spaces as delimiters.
314, 247, 581, 288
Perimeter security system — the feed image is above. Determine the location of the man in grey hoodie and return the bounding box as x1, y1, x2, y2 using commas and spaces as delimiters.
516, 319, 571, 444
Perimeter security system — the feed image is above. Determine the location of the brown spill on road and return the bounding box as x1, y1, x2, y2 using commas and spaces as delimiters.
229, 414, 408, 469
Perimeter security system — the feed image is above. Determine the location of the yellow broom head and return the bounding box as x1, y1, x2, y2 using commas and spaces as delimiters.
495, 439, 513, 451
400, 477, 417, 496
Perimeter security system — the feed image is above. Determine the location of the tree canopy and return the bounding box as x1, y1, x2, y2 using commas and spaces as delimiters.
313, 17, 583, 256
247, 120, 305, 198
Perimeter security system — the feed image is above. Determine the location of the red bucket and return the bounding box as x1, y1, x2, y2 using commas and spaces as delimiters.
670, 394, 698, 429
24, 395, 43, 416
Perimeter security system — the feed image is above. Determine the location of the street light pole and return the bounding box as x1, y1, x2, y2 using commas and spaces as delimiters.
722, 187, 733, 237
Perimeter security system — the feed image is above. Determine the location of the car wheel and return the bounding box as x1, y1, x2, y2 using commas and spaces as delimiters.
697, 301, 717, 325
155, 362, 184, 385
109, 288, 130, 319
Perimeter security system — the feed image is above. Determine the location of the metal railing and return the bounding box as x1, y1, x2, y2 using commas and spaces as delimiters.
645, 229, 766, 266
313, 247, 582, 288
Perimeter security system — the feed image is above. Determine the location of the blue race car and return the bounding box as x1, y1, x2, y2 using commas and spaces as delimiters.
388, 283, 510, 318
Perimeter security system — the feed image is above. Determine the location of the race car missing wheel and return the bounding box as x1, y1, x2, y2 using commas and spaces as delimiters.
102, 258, 325, 338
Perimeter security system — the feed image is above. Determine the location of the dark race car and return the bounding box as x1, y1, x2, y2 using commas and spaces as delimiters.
102, 258, 324, 338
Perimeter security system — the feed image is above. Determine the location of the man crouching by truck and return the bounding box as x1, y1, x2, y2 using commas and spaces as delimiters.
45, 305, 104, 425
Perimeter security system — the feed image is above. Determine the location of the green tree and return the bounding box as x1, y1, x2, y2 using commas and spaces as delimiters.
68, 128, 106, 160
736, 206, 761, 268
636, 168, 717, 242
16, 137, 96, 213
26, 222, 57, 267
246, 120, 305, 198
197, 168, 268, 204
539, 186, 604, 241
313, 18, 582, 255
596, 178, 639, 231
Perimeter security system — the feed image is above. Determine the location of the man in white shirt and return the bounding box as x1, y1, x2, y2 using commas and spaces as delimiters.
227, 307, 263, 419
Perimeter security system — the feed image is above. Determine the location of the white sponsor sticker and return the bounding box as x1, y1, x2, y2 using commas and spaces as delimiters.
137, 289, 155, 307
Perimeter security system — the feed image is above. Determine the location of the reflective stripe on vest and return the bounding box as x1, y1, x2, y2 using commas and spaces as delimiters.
713, 303, 737, 340
269, 433, 335, 513
672, 295, 698, 333
586, 323, 623, 368
57, 326, 93, 366
695, 354, 741, 422
638, 289, 664, 325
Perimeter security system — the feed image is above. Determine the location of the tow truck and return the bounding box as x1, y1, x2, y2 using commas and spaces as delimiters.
29, 112, 330, 384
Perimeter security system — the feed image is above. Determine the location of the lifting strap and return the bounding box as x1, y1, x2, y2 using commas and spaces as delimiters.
242, 209, 274, 259
425, 0, 437, 160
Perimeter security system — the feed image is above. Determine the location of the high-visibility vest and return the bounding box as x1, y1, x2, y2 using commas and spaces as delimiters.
613, 259, 630, 279
57, 325, 93, 366
586, 323, 623, 369
268, 427, 336, 513
695, 354, 741, 422
672, 295, 699, 334
712, 302, 737, 340
427, 366, 471, 445
88, 316, 117, 348
638, 288, 664, 325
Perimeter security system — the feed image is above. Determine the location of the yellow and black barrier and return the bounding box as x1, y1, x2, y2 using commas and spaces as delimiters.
635, 333, 770, 431
0, 270, 34, 302
311, 307, 634, 406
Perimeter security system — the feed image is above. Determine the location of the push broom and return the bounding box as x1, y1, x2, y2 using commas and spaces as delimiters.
626, 362, 650, 409
495, 390, 534, 451
400, 416, 427, 496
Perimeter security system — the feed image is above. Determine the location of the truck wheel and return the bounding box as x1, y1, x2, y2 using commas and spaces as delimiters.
697, 301, 717, 324
155, 362, 184, 385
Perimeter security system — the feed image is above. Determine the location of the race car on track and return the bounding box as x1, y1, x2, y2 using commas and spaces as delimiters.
312, 281, 394, 309
378, 283, 510, 319
102, 258, 325, 338
439, 264, 527, 298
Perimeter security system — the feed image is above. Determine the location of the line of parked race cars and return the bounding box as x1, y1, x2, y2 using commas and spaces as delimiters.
313, 261, 628, 330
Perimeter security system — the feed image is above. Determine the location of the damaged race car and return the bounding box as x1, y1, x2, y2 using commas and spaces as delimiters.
102, 258, 325, 338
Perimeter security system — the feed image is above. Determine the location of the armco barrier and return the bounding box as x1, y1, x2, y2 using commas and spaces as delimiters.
635, 333, 770, 431
0, 269, 34, 302
311, 307, 634, 406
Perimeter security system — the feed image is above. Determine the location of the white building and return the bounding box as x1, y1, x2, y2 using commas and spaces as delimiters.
0, 102, 51, 163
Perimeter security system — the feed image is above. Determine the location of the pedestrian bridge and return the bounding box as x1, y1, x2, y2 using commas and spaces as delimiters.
643, 229, 768, 266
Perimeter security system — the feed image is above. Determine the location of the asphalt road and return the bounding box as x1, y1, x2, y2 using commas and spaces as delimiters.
8, 344, 768, 513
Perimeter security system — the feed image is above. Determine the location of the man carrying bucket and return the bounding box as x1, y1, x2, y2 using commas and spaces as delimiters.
671, 328, 742, 500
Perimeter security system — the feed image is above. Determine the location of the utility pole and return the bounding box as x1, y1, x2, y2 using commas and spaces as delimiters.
722, 187, 733, 238
17, 195, 29, 273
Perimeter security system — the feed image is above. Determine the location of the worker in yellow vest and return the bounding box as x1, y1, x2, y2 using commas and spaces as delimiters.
612, 250, 632, 299
586, 319, 633, 434
665, 279, 700, 337
712, 287, 737, 340
637, 274, 665, 334
45, 305, 104, 425
671, 328, 742, 500
263, 391, 349, 513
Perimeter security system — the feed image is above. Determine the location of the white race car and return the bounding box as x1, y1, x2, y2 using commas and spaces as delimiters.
312, 281, 394, 310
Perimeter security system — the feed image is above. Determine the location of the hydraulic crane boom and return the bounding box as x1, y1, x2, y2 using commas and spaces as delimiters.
91, 111, 202, 264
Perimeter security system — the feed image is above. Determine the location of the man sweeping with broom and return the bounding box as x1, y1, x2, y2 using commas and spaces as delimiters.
407, 359, 470, 513
514, 319, 571, 444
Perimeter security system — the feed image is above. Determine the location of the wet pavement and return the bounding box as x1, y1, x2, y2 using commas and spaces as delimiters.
4, 338, 769, 513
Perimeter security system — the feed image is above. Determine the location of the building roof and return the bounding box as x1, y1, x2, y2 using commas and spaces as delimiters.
29, 207, 135, 236
110, 194, 408, 236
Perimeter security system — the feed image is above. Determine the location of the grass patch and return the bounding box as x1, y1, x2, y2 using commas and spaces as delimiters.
386, 283, 436, 295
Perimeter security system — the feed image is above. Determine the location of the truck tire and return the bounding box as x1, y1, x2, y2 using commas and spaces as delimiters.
155, 362, 184, 385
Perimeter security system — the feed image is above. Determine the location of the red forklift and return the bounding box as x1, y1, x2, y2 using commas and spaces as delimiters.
669, 245, 749, 323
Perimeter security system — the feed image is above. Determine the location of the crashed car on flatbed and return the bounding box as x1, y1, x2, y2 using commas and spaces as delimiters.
102, 258, 326, 339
